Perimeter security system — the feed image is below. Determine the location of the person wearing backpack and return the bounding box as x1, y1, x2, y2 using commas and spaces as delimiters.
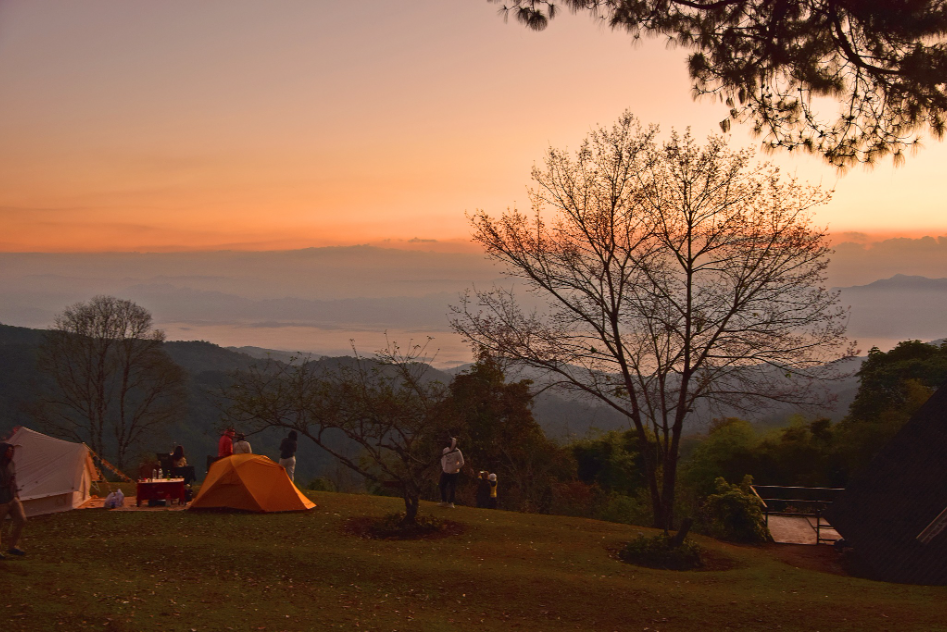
0, 442, 26, 559
438, 437, 464, 508
233, 433, 252, 455
476, 471, 491, 508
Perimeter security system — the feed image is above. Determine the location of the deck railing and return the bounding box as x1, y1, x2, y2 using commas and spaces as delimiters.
750, 485, 845, 545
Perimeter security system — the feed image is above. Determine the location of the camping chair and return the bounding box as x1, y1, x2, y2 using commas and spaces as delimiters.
206, 455, 223, 475
139, 460, 158, 481
172, 464, 196, 485
156, 452, 174, 474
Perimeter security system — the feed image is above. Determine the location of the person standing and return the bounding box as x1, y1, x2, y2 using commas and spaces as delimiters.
0, 442, 26, 558
279, 430, 297, 482
233, 433, 252, 454
218, 428, 235, 458
476, 471, 490, 508
439, 437, 464, 508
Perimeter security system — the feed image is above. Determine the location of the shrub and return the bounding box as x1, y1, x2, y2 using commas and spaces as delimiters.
595, 492, 650, 526
306, 477, 336, 492
618, 533, 702, 570
700, 475, 768, 543
571, 430, 645, 497
546, 481, 598, 517
362, 512, 445, 539
680, 417, 759, 498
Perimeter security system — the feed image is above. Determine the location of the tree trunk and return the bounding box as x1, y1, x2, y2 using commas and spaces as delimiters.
669, 517, 693, 548
639, 436, 666, 531
649, 484, 665, 531
660, 450, 679, 533
402, 490, 419, 525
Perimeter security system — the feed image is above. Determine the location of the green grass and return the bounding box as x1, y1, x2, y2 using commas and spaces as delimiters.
2, 490, 946, 631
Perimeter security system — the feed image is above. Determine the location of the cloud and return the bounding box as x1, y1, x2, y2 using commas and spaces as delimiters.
830, 235, 947, 287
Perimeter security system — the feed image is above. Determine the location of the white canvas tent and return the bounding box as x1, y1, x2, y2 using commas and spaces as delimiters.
7, 427, 99, 517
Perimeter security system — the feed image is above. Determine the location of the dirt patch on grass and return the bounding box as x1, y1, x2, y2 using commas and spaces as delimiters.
342, 515, 467, 541
699, 547, 744, 571
606, 542, 743, 572
764, 543, 849, 576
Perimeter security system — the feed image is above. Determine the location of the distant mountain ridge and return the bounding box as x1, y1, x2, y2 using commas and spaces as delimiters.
0, 324, 336, 482
0, 322, 869, 450
119, 283, 457, 329
836, 274, 947, 345
2, 248, 943, 368
841, 274, 947, 291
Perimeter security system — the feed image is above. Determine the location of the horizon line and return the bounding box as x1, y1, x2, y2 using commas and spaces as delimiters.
1, 230, 946, 255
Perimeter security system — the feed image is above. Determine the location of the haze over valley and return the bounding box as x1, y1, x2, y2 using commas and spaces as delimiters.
2, 235, 946, 367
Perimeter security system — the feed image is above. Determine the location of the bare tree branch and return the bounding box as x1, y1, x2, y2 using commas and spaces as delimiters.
35, 296, 186, 470
451, 112, 852, 530
225, 340, 455, 524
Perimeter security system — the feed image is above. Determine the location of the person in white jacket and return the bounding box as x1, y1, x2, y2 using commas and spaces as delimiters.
232, 433, 252, 454
439, 437, 464, 508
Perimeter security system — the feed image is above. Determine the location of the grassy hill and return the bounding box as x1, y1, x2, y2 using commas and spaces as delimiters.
2, 491, 945, 631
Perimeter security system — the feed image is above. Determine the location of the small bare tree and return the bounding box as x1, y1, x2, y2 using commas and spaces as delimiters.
36, 296, 186, 470
225, 344, 454, 524
451, 112, 851, 531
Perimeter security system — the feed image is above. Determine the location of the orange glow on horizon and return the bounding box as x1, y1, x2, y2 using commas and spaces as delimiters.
1, 2, 945, 254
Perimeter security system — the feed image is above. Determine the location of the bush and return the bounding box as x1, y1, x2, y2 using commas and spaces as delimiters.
700, 475, 768, 543
349, 512, 452, 540
546, 481, 598, 517
595, 492, 650, 526
680, 417, 759, 497
306, 477, 336, 492
618, 533, 702, 570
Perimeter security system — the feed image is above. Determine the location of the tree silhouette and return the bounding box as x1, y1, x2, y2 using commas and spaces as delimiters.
36, 296, 186, 470
491, 0, 947, 167
452, 112, 852, 531
226, 343, 453, 525
445, 351, 570, 511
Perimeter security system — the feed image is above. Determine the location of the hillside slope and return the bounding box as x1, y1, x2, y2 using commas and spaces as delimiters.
3, 492, 946, 631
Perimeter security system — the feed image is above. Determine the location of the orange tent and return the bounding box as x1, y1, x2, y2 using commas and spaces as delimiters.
188, 454, 316, 512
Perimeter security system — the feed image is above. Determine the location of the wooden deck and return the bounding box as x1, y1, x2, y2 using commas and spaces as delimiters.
767, 515, 840, 545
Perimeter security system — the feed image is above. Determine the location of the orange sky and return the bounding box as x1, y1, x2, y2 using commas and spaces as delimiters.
1, 1, 945, 253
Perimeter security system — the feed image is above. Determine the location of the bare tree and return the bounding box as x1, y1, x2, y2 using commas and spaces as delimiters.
451, 112, 851, 531
36, 296, 186, 470
490, 0, 947, 167
225, 343, 454, 525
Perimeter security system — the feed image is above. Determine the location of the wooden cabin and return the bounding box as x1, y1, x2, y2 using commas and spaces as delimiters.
825, 383, 947, 584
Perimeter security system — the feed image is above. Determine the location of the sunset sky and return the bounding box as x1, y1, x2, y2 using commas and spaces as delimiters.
1, 0, 945, 253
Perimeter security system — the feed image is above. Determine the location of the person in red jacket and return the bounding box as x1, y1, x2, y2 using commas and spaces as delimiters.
218, 428, 235, 458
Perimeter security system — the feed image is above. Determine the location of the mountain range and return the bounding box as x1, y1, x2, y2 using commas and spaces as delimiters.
2, 244, 946, 366
0, 320, 871, 490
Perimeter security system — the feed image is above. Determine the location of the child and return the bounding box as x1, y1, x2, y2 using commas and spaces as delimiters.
488, 473, 498, 509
